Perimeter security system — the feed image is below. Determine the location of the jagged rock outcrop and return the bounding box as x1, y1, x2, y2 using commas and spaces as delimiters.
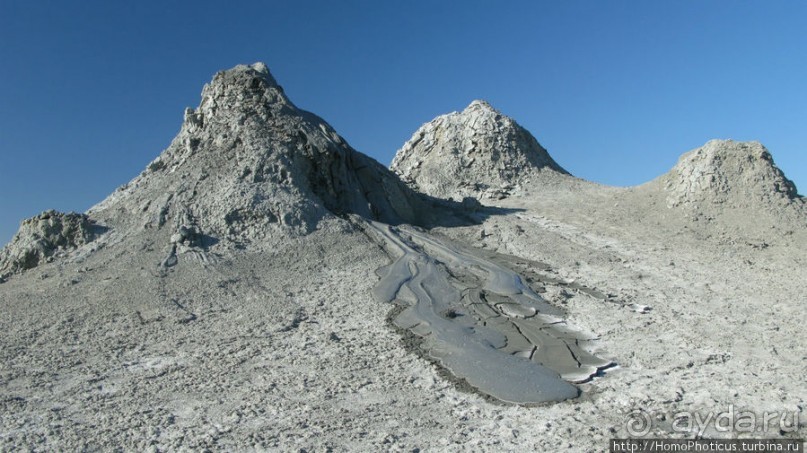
635, 139, 806, 236
89, 63, 431, 245
391, 100, 569, 201
663, 140, 799, 209
0, 210, 98, 277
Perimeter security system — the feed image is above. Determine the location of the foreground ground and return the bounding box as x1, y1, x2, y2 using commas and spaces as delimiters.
1, 190, 805, 451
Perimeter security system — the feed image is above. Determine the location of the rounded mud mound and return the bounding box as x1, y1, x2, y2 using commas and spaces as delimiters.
664, 139, 799, 209
0, 210, 98, 277
391, 100, 569, 201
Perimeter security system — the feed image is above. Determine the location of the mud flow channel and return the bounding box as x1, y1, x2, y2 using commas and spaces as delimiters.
365, 221, 613, 404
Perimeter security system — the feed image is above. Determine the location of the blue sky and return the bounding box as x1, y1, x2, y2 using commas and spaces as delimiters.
1, 1, 805, 244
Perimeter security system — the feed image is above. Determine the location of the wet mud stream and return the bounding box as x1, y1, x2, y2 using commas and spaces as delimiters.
364, 221, 613, 404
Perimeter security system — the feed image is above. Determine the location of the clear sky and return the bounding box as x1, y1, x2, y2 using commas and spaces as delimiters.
1, 1, 805, 244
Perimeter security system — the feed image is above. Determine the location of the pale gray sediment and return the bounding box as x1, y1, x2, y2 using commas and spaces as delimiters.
365, 221, 612, 404
2, 63, 805, 449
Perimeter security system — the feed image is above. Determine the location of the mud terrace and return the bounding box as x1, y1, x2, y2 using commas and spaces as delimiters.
1, 63, 804, 451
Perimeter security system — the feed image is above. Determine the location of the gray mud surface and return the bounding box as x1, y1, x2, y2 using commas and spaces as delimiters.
2, 203, 805, 451
367, 221, 612, 403
1, 64, 805, 450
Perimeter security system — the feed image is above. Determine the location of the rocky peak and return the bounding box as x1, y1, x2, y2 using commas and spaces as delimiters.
391, 100, 568, 201
465, 99, 496, 112
188, 63, 288, 129
206, 62, 282, 97
84, 63, 431, 248
664, 140, 800, 209
3, 63, 440, 276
